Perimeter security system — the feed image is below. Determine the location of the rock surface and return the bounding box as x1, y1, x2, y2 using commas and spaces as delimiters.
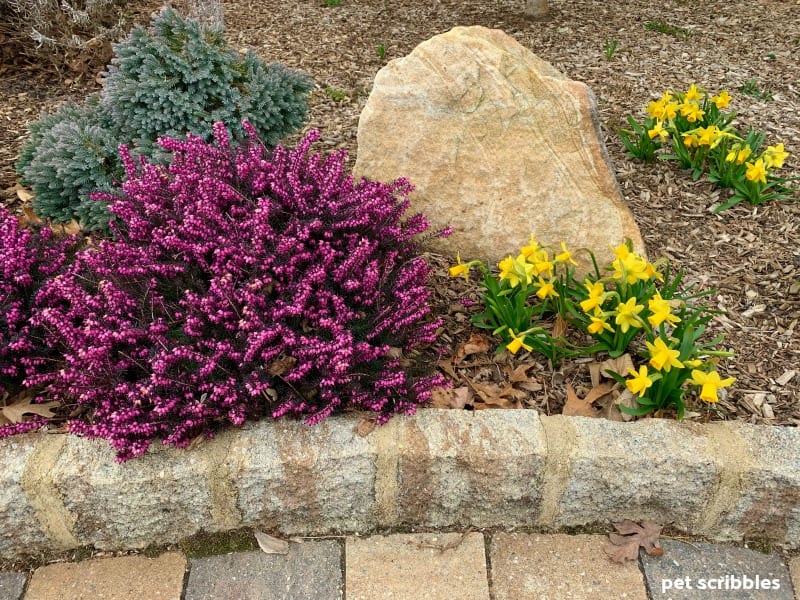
354, 26, 643, 270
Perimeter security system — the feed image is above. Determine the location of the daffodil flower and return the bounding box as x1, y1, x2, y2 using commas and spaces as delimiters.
726, 144, 752, 165
587, 313, 613, 335
679, 102, 705, 123
626, 365, 653, 397
499, 254, 535, 288
711, 90, 731, 109
684, 83, 703, 102
648, 292, 680, 327
535, 276, 559, 300
506, 329, 533, 354
646, 337, 684, 372
448, 253, 470, 280
648, 120, 669, 141
580, 280, 606, 313
520, 234, 541, 259
763, 143, 789, 169
745, 158, 768, 185
554, 241, 578, 266
613, 252, 649, 285
614, 297, 644, 333
682, 133, 700, 148
689, 369, 736, 403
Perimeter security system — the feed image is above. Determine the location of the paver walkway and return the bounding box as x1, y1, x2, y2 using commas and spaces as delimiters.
2, 533, 798, 600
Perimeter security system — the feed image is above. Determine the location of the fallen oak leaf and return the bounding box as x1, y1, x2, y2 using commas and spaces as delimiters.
604, 520, 663, 563
600, 354, 635, 379
454, 333, 491, 364
2, 392, 59, 424
469, 381, 525, 409
562, 383, 599, 418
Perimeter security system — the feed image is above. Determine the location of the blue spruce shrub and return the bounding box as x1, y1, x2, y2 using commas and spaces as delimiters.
15, 94, 122, 231
101, 6, 312, 155
15, 7, 312, 231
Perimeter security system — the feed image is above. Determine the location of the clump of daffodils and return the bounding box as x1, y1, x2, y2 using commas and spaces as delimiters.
620, 84, 794, 210
451, 236, 735, 418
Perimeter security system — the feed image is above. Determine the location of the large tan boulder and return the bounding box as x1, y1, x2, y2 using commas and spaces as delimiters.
354, 26, 644, 270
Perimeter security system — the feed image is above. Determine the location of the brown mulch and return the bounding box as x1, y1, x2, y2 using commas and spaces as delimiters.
1, 0, 798, 426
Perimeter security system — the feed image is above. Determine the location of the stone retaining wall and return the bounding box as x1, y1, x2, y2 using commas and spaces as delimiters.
1, 410, 799, 560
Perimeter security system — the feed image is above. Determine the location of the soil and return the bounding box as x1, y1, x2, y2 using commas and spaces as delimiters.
1, 0, 799, 426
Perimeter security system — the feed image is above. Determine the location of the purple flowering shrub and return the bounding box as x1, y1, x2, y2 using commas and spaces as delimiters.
0, 206, 74, 437
32, 124, 445, 460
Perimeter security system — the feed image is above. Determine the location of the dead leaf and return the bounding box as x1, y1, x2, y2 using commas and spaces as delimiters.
16, 187, 34, 204
454, 333, 490, 364
469, 381, 524, 409
600, 354, 635, 379
562, 383, 599, 418
255, 531, 289, 555
50, 220, 82, 236
604, 520, 663, 563
436, 357, 459, 380
268, 355, 297, 376
552, 313, 568, 340
504, 363, 534, 383
614, 388, 639, 422
355, 416, 376, 437
2, 392, 59, 424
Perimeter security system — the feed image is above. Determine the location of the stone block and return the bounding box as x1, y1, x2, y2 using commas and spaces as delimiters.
395, 410, 546, 528
345, 532, 489, 600
0, 572, 26, 600
50, 435, 215, 549
490, 533, 647, 600
640, 540, 794, 599
709, 423, 800, 547
0, 434, 52, 558
553, 417, 720, 528
24, 552, 186, 600
185, 542, 342, 600
229, 418, 377, 534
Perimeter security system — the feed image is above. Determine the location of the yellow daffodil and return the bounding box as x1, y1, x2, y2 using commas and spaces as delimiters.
520, 234, 541, 259
530, 249, 554, 277
449, 253, 470, 280
689, 369, 736, 403
498, 254, 535, 288
506, 329, 533, 354
684, 83, 703, 102
646, 337, 684, 372
711, 90, 731, 109
588, 312, 613, 335
726, 144, 752, 165
555, 241, 578, 266
612, 243, 631, 260
763, 143, 789, 169
580, 280, 606, 313
646, 99, 665, 119
648, 120, 669, 141
682, 133, 699, 148
613, 252, 649, 285
696, 125, 724, 149
535, 276, 559, 300
745, 158, 768, 185
679, 102, 705, 123
643, 261, 664, 282
614, 297, 644, 333
648, 292, 681, 327
626, 365, 653, 397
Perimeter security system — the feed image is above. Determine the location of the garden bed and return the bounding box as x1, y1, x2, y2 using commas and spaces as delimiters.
1, 0, 798, 428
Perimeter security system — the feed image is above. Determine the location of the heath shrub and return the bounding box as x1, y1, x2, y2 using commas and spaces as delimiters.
28, 124, 444, 460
